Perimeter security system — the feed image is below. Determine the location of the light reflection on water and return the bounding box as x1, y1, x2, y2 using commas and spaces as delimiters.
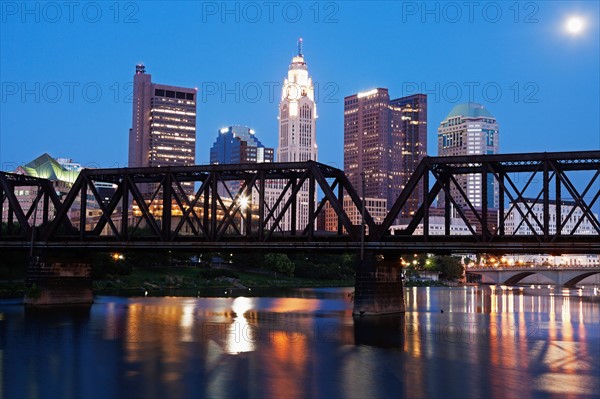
0, 286, 598, 399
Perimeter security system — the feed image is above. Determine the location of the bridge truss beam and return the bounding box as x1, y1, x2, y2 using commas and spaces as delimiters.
0, 151, 598, 254
39, 161, 374, 244
0, 172, 64, 238
376, 151, 600, 248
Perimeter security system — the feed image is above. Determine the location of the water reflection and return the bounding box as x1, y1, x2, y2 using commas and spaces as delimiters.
226, 297, 255, 354
0, 287, 598, 399
353, 315, 405, 348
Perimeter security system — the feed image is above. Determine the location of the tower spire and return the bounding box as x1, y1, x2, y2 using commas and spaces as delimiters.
297, 37, 303, 57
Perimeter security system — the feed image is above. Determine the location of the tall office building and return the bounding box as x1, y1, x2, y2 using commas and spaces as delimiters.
210, 126, 274, 165
437, 102, 499, 209
267, 39, 318, 231
344, 89, 427, 218
128, 64, 197, 193
210, 126, 274, 198
390, 93, 428, 213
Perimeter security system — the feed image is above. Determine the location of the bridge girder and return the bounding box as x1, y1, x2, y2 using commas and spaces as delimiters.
1, 150, 599, 254
376, 150, 600, 246
37, 161, 374, 244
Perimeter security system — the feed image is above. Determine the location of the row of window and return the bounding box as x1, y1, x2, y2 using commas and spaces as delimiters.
154, 89, 194, 101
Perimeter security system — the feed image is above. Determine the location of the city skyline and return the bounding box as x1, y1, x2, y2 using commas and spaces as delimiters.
1, 2, 598, 171
1, 4, 599, 396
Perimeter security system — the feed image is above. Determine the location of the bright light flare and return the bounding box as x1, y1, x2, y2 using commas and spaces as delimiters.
238, 195, 249, 210
565, 16, 585, 35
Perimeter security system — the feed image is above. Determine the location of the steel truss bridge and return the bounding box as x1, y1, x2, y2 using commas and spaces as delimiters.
1, 151, 599, 254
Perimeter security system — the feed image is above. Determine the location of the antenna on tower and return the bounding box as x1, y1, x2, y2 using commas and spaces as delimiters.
298, 37, 303, 57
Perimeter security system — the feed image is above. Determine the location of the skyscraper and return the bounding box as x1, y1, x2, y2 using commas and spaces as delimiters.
210, 126, 274, 165
128, 64, 197, 193
343, 89, 427, 218
266, 38, 318, 231
437, 102, 499, 209
277, 38, 318, 164
390, 93, 428, 214
210, 126, 274, 198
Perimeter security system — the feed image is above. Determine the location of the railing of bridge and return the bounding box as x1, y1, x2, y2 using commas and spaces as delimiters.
1, 151, 599, 253
468, 264, 600, 271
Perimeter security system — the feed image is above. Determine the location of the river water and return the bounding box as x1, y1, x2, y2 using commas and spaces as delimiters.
1, 286, 598, 399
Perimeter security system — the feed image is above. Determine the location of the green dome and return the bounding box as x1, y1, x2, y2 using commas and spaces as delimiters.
444, 102, 495, 120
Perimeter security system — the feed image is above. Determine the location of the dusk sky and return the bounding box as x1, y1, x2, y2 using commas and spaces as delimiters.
1, 1, 599, 170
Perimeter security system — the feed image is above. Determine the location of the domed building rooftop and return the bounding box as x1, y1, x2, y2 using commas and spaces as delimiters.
444, 102, 495, 120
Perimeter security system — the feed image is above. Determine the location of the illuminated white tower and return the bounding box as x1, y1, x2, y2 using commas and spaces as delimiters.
277, 38, 318, 163
267, 39, 318, 232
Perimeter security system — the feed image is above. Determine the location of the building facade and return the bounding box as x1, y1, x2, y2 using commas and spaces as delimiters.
504, 198, 598, 236
210, 126, 274, 165
128, 64, 197, 193
320, 197, 387, 234
210, 126, 274, 198
389, 216, 473, 236
343, 89, 427, 218
266, 39, 318, 232
437, 102, 499, 210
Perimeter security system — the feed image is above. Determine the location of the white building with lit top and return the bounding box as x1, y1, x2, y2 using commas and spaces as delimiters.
266, 39, 318, 231
277, 38, 318, 164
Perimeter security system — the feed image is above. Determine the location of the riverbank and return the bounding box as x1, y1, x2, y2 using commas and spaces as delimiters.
0, 267, 355, 298
0, 267, 458, 298
94, 267, 355, 293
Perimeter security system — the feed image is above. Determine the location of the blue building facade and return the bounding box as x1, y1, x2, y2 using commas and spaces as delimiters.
210, 126, 274, 165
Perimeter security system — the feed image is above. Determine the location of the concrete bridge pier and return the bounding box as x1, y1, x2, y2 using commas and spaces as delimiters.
353, 251, 405, 316
24, 251, 94, 306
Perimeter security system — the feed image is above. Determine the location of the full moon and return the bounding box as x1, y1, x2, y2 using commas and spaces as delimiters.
566, 16, 585, 35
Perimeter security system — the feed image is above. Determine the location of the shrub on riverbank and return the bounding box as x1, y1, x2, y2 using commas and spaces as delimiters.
264, 253, 295, 276
198, 268, 239, 280
291, 253, 356, 280
219, 251, 356, 280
